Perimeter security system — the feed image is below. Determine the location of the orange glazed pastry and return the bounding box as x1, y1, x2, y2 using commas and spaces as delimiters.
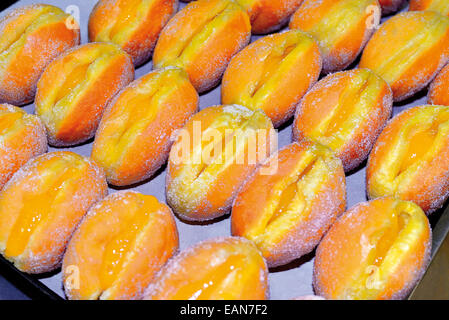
235, 0, 304, 34
231, 141, 346, 268
153, 0, 251, 93
35, 43, 134, 147
379, 0, 405, 15
410, 0, 449, 17
367, 105, 449, 215
0, 151, 107, 273
88, 0, 178, 66
293, 68, 393, 172
166, 104, 275, 221
0, 4, 80, 106
313, 197, 431, 300
428, 63, 449, 106
289, 0, 380, 73
360, 11, 449, 102
0, 104, 47, 189
92, 67, 198, 186
144, 237, 268, 300
62, 191, 178, 300
221, 30, 321, 127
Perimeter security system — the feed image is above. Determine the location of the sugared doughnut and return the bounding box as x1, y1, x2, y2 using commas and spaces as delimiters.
0, 151, 107, 273
0, 104, 47, 189
62, 191, 178, 300
293, 68, 393, 172
409, 0, 449, 17
0, 4, 80, 105
221, 30, 321, 127
144, 237, 269, 300
289, 0, 380, 73
231, 141, 346, 268
88, 0, 178, 66
313, 197, 431, 300
235, 0, 303, 34
359, 11, 449, 102
153, 0, 251, 93
379, 0, 405, 15
367, 105, 449, 214
166, 104, 275, 222
35, 43, 134, 147
92, 67, 198, 186
428, 63, 449, 106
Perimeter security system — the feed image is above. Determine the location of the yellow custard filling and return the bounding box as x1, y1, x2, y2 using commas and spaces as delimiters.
337, 200, 427, 300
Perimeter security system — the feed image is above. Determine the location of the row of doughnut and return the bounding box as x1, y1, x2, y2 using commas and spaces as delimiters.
0, 0, 448, 300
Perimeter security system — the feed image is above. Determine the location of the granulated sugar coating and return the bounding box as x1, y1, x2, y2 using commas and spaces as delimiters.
289, 0, 380, 73
0, 0, 444, 300
152, 0, 251, 93
367, 105, 449, 215
143, 236, 269, 300
62, 190, 178, 300
313, 197, 431, 300
91, 66, 198, 186
293, 68, 393, 172
166, 104, 275, 222
428, 63, 449, 106
0, 151, 107, 274
88, 0, 178, 67
35, 42, 134, 147
231, 141, 346, 268
235, 0, 303, 34
360, 10, 449, 101
0, 4, 80, 105
221, 29, 322, 127
0, 103, 47, 188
